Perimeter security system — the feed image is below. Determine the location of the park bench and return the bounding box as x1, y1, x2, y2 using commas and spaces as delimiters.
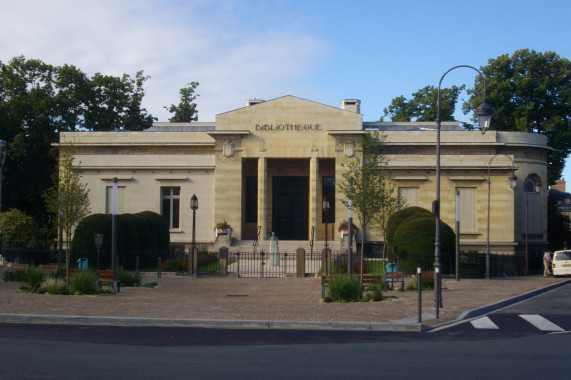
60, 268, 80, 278
39, 264, 58, 278
321, 274, 381, 298
96, 270, 120, 293
8, 263, 28, 282
384, 271, 404, 290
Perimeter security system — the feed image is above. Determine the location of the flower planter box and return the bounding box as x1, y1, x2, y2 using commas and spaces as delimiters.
215, 228, 232, 238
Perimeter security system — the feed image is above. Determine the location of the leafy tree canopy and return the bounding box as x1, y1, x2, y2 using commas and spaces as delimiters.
463, 49, 571, 184
382, 85, 465, 122
0, 56, 156, 223
165, 82, 200, 122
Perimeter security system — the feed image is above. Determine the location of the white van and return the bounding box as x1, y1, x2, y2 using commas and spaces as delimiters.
552, 250, 571, 277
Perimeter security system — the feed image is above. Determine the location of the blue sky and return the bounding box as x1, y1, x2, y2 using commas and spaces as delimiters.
1, 0, 570, 182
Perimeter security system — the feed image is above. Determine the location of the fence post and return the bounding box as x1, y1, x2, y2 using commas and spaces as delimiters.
219, 247, 228, 277
296, 248, 305, 278
157, 257, 162, 279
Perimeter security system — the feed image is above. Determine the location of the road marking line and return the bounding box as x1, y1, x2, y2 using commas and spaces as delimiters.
519, 314, 565, 331
470, 316, 499, 329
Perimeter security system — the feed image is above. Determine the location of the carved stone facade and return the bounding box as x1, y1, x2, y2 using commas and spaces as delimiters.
59, 95, 550, 255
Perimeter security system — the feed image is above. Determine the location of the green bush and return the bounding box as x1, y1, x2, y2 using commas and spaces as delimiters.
326, 276, 362, 302
364, 283, 383, 301
1, 209, 38, 248
405, 277, 435, 291
137, 211, 170, 252
390, 216, 455, 273
72, 211, 170, 266
117, 270, 141, 287
25, 266, 44, 291
39, 278, 68, 295
69, 270, 97, 295
386, 206, 433, 251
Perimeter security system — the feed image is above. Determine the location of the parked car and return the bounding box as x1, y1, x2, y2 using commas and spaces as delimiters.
551, 250, 571, 277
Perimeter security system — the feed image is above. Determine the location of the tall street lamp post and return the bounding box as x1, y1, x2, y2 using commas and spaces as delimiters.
190, 194, 198, 277
0, 140, 6, 254
486, 155, 517, 279
435, 65, 492, 318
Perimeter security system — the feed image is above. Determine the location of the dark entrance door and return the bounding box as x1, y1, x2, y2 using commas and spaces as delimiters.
272, 176, 308, 240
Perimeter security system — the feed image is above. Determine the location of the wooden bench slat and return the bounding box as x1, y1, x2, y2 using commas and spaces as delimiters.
96, 270, 120, 293
8, 263, 28, 282
40, 264, 58, 277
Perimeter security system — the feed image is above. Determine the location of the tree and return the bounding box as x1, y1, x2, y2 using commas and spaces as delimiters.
338, 131, 393, 283
0, 208, 38, 248
165, 82, 200, 122
382, 85, 465, 122
44, 151, 91, 277
371, 177, 403, 264
463, 49, 571, 184
0, 56, 155, 226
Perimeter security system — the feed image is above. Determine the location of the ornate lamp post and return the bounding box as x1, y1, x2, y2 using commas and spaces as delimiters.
486, 155, 517, 279
435, 65, 492, 318
190, 194, 198, 277
94, 233, 104, 270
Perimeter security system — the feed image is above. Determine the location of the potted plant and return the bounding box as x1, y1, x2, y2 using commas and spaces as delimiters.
214, 221, 232, 237
337, 220, 358, 238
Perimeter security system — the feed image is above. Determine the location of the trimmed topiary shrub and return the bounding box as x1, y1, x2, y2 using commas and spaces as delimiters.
386, 206, 433, 251
136, 211, 170, 252
72, 211, 170, 268
391, 216, 455, 273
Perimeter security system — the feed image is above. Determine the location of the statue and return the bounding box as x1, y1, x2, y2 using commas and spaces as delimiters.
270, 232, 279, 266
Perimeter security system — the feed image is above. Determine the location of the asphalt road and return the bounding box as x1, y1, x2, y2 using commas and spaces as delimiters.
1, 284, 569, 379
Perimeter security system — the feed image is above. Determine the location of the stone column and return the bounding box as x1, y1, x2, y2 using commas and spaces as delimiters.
258, 158, 267, 240
309, 157, 319, 239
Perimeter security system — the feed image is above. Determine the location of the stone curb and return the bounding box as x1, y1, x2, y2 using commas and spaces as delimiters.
0, 313, 427, 332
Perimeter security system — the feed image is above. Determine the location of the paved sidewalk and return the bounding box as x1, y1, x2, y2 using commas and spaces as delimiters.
0, 273, 569, 331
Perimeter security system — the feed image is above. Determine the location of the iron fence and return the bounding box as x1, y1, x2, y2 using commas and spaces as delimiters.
0, 246, 533, 279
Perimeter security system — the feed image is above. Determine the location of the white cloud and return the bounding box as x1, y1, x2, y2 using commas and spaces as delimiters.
0, 0, 328, 121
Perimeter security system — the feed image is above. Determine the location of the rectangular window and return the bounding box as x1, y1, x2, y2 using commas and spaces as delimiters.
398, 187, 418, 209
161, 187, 180, 229
457, 188, 477, 232
322, 176, 335, 223
245, 176, 258, 223
105, 186, 126, 214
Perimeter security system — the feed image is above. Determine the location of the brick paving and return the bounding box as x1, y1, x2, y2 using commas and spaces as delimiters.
1, 273, 568, 326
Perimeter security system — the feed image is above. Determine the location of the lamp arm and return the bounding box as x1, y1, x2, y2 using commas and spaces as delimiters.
437, 65, 487, 122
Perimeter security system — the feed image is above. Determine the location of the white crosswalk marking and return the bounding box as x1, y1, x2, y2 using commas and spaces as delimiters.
470, 316, 499, 329
519, 314, 565, 331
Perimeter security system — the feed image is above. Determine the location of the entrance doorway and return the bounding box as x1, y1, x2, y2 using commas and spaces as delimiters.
272, 176, 308, 240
